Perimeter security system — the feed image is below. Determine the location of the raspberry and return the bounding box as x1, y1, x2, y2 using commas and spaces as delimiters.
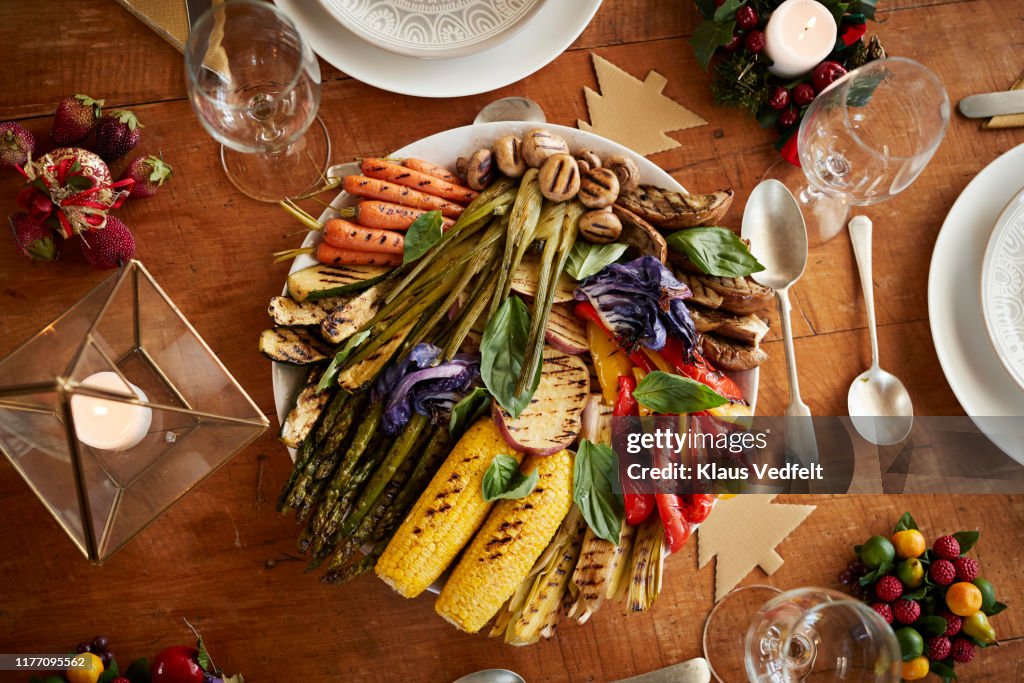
928, 636, 951, 660
929, 559, 956, 586
933, 535, 961, 559
954, 556, 979, 582
942, 611, 962, 636
893, 599, 921, 625
950, 638, 975, 663
870, 602, 893, 624
874, 575, 903, 602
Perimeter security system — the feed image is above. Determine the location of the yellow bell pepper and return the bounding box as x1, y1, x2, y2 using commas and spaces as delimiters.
586, 321, 634, 405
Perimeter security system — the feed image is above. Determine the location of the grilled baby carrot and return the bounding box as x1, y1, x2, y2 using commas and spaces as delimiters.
274, 241, 401, 267
402, 158, 461, 185
323, 218, 404, 255
343, 175, 464, 218
338, 201, 456, 231
361, 158, 478, 204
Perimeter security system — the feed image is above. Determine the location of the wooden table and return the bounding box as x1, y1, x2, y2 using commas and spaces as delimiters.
1, 1, 1023, 680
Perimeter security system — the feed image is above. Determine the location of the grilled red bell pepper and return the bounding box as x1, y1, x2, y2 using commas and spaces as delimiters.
655, 493, 693, 553
659, 336, 744, 403
682, 493, 715, 524
614, 374, 654, 526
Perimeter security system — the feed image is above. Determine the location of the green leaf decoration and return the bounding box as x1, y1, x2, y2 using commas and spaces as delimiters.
565, 241, 628, 281
985, 600, 1008, 617
196, 636, 211, 671
893, 512, 918, 533
317, 328, 371, 392
952, 530, 979, 554
666, 227, 765, 277
402, 210, 444, 264
633, 371, 729, 414
573, 440, 624, 544
448, 387, 492, 440
482, 454, 538, 502
480, 295, 541, 418
915, 615, 948, 637
713, 0, 746, 21
690, 19, 737, 71
124, 657, 151, 683
929, 660, 957, 681
903, 586, 928, 601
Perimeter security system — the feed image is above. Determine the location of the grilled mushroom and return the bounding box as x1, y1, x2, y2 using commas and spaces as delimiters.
522, 128, 569, 168
692, 274, 774, 315
578, 167, 620, 209
604, 154, 640, 190
465, 148, 495, 191
611, 204, 667, 262
538, 154, 580, 202
492, 135, 527, 178
575, 149, 602, 172
579, 208, 622, 244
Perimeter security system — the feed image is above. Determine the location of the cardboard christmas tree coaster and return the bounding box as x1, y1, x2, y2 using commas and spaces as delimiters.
698, 495, 816, 602
578, 53, 707, 157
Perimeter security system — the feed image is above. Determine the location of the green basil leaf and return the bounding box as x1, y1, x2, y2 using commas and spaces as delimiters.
667, 227, 765, 277
915, 615, 948, 637
403, 210, 444, 264
713, 0, 746, 22
448, 387, 492, 440
573, 439, 624, 544
566, 241, 628, 281
953, 530, 979, 554
633, 371, 729, 414
317, 328, 371, 392
482, 454, 539, 502
481, 295, 540, 418
893, 512, 918, 533
690, 19, 737, 71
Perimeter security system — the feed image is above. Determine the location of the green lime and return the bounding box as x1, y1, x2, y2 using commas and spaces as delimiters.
896, 558, 925, 588
973, 578, 996, 612
859, 535, 896, 569
895, 627, 924, 659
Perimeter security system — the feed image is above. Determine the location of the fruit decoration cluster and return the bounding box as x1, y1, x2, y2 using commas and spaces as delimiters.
0, 94, 173, 269
690, 0, 884, 164
841, 513, 1006, 682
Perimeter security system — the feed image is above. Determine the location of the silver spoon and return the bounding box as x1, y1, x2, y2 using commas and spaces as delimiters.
473, 97, 546, 124
846, 216, 914, 445
742, 180, 818, 472
452, 669, 526, 683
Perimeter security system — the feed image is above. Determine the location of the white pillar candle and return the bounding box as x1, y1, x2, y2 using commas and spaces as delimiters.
764, 0, 838, 79
70, 371, 152, 451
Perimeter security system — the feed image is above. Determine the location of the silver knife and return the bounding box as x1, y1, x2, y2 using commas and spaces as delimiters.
959, 91, 1024, 118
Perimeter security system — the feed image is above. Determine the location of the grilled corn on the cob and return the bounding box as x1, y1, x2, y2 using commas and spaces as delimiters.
435, 450, 574, 633
375, 418, 518, 597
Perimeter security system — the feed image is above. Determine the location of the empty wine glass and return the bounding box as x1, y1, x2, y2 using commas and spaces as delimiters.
184, 0, 331, 202
703, 586, 901, 682
763, 57, 950, 244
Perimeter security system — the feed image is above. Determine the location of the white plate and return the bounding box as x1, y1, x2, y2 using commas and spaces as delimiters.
318, 0, 547, 60
928, 143, 1024, 464
273, 122, 760, 445
981, 186, 1024, 392
274, 0, 602, 98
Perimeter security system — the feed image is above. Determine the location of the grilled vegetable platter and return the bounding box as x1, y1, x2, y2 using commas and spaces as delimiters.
263, 123, 772, 645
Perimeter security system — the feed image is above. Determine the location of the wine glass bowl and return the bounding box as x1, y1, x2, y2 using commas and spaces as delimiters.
184, 0, 331, 202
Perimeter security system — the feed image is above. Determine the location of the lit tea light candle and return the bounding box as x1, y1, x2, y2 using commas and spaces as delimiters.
764, 0, 838, 79
70, 372, 152, 451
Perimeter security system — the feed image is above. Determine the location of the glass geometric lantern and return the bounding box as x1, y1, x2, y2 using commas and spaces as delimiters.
0, 261, 268, 563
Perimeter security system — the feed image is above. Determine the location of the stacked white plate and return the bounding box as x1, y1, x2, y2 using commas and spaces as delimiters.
274, 0, 603, 97
928, 143, 1024, 464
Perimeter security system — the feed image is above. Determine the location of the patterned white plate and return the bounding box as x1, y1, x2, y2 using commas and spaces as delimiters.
982, 186, 1024, 392
319, 0, 546, 59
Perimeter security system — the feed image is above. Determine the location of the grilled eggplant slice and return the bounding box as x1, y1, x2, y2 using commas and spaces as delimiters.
259, 327, 331, 365
286, 263, 391, 302
700, 334, 769, 371
268, 295, 349, 327
694, 274, 774, 315
675, 271, 724, 309
689, 307, 769, 346
611, 204, 667, 263
617, 186, 734, 229
512, 252, 576, 303
320, 284, 386, 344
280, 366, 330, 448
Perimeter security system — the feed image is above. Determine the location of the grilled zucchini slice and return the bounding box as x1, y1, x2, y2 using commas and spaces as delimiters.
320, 285, 385, 344
268, 295, 349, 327
259, 328, 331, 365
280, 366, 330, 448
287, 264, 391, 302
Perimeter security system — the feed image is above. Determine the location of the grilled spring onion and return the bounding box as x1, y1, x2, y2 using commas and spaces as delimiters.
491, 169, 543, 315
566, 521, 637, 624
627, 516, 665, 612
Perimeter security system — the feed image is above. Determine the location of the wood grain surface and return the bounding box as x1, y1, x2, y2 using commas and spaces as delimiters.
1, 0, 1023, 681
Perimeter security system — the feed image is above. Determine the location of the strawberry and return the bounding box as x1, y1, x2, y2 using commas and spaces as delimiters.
51, 94, 104, 145
0, 121, 35, 168
79, 216, 135, 269
94, 110, 143, 162
119, 154, 173, 199
9, 212, 57, 261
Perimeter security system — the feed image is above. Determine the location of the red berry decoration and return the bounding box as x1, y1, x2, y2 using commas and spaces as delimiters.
51, 94, 104, 145
928, 636, 952, 661
793, 83, 816, 107
94, 110, 143, 162
778, 108, 799, 128
0, 121, 35, 169
79, 215, 136, 270
9, 212, 57, 261
954, 556, 979, 581
722, 32, 743, 52
735, 5, 758, 29
152, 646, 205, 683
893, 599, 921, 625
744, 29, 765, 53
874, 575, 903, 602
942, 611, 963, 636
119, 154, 173, 199
950, 637, 975, 664
766, 86, 790, 111
870, 602, 893, 624
933, 535, 961, 560
929, 558, 956, 586
812, 61, 848, 92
